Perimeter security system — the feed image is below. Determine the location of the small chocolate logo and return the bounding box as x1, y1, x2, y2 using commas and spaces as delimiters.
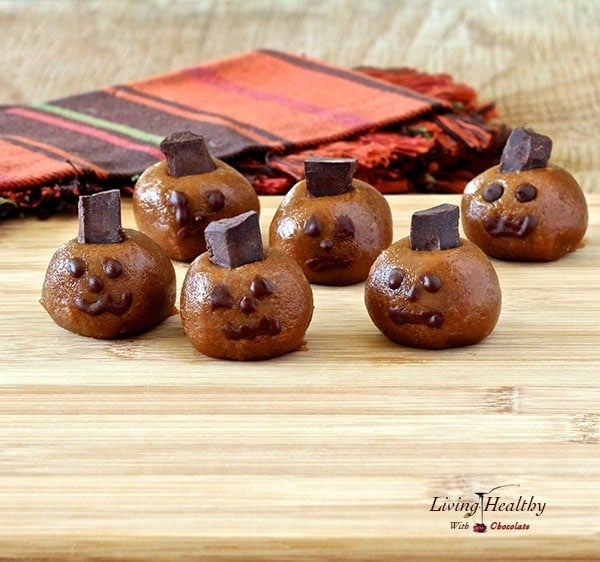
429, 483, 547, 534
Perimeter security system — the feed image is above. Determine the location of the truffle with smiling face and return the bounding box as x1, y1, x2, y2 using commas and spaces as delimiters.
180, 211, 313, 360
41, 190, 176, 339
365, 204, 501, 349
269, 156, 393, 285
461, 127, 588, 261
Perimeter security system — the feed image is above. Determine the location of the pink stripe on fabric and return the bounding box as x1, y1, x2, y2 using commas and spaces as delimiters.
6, 108, 163, 159
186, 66, 371, 129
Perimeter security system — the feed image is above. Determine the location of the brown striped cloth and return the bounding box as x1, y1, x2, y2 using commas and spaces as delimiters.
0, 49, 505, 219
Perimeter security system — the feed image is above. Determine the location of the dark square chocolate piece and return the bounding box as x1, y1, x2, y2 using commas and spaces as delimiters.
499, 127, 553, 173
410, 203, 459, 251
304, 156, 357, 197
77, 189, 124, 244
160, 131, 216, 177
204, 211, 264, 268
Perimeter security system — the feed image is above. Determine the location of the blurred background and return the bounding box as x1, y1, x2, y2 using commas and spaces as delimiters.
1, 0, 598, 191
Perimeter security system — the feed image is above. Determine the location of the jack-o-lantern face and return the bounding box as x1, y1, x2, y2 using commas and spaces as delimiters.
365, 237, 501, 349
477, 180, 538, 238
180, 248, 313, 361
301, 212, 356, 272
66, 256, 133, 316
269, 178, 393, 285
209, 275, 281, 341
41, 230, 176, 339
133, 159, 260, 263
386, 267, 445, 329
462, 165, 588, 262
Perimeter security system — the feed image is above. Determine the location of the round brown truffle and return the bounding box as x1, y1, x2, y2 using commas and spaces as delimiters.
462, 164, 588, 262
269, 178, 393, 285
133, 158, 260, 262
365, 237, 501, 349
41, 229, 176, 339
180, 248, 313, 360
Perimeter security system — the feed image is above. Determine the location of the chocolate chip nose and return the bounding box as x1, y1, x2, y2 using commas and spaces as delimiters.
405, 285, 419, 302
87, 275, 104, 293
240, 295, 258, 315
319, 238, 333, 251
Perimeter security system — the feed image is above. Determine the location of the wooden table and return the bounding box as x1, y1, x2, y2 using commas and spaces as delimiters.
1, 194, 598, 561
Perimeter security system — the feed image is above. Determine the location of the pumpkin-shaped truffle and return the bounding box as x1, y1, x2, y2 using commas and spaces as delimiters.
461, 127, 588, 261
269, 157, 393, 285
180, 211, 313, 360
133, 131, 260, 262
365, 204, 501, 349
41, 190, 176, 339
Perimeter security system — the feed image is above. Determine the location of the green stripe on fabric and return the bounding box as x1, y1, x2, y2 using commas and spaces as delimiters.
32, 103, 164, 145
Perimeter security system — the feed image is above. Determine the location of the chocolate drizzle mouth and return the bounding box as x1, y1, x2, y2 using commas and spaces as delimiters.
388, 307, 444, 329
222, 316, 281, 340
483, 213, 537, 238
75, 291, 133, 316
305, 256, 353, 272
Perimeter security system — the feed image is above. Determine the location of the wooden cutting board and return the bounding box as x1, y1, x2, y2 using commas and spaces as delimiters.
1, 194, 598, 561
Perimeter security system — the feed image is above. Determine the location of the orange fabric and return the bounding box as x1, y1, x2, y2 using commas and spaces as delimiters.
0, 50, 504, 218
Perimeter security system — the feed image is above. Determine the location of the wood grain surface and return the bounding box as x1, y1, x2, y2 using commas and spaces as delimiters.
1, 0, 599, 558
0, 194, 598, 561
0, 0, 598, 194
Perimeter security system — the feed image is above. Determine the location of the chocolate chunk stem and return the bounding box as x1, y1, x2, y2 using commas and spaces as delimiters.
160, 131, 216, 177
204, 211, 264, 268
77, 189, 124, 244
410, 203, 459, 251
499, 127, 553, 173
304, 156, 357, 197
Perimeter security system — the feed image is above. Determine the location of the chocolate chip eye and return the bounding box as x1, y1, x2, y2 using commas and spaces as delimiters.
421, 274, 442, 293
303, 214, 323, 237
515, 183, 537, 202
210, 284, 234, 310
102, 257, 123, 279
482, 182, 504, 202
388, 267, 404, 290
335, 215, 356, 239
206, 189, 225, 212
170, 190, 189, 225
250, 276, 273, 298
66, 257, 86, 278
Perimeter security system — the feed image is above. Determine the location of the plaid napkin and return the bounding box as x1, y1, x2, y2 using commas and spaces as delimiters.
0, 49, 505, 218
